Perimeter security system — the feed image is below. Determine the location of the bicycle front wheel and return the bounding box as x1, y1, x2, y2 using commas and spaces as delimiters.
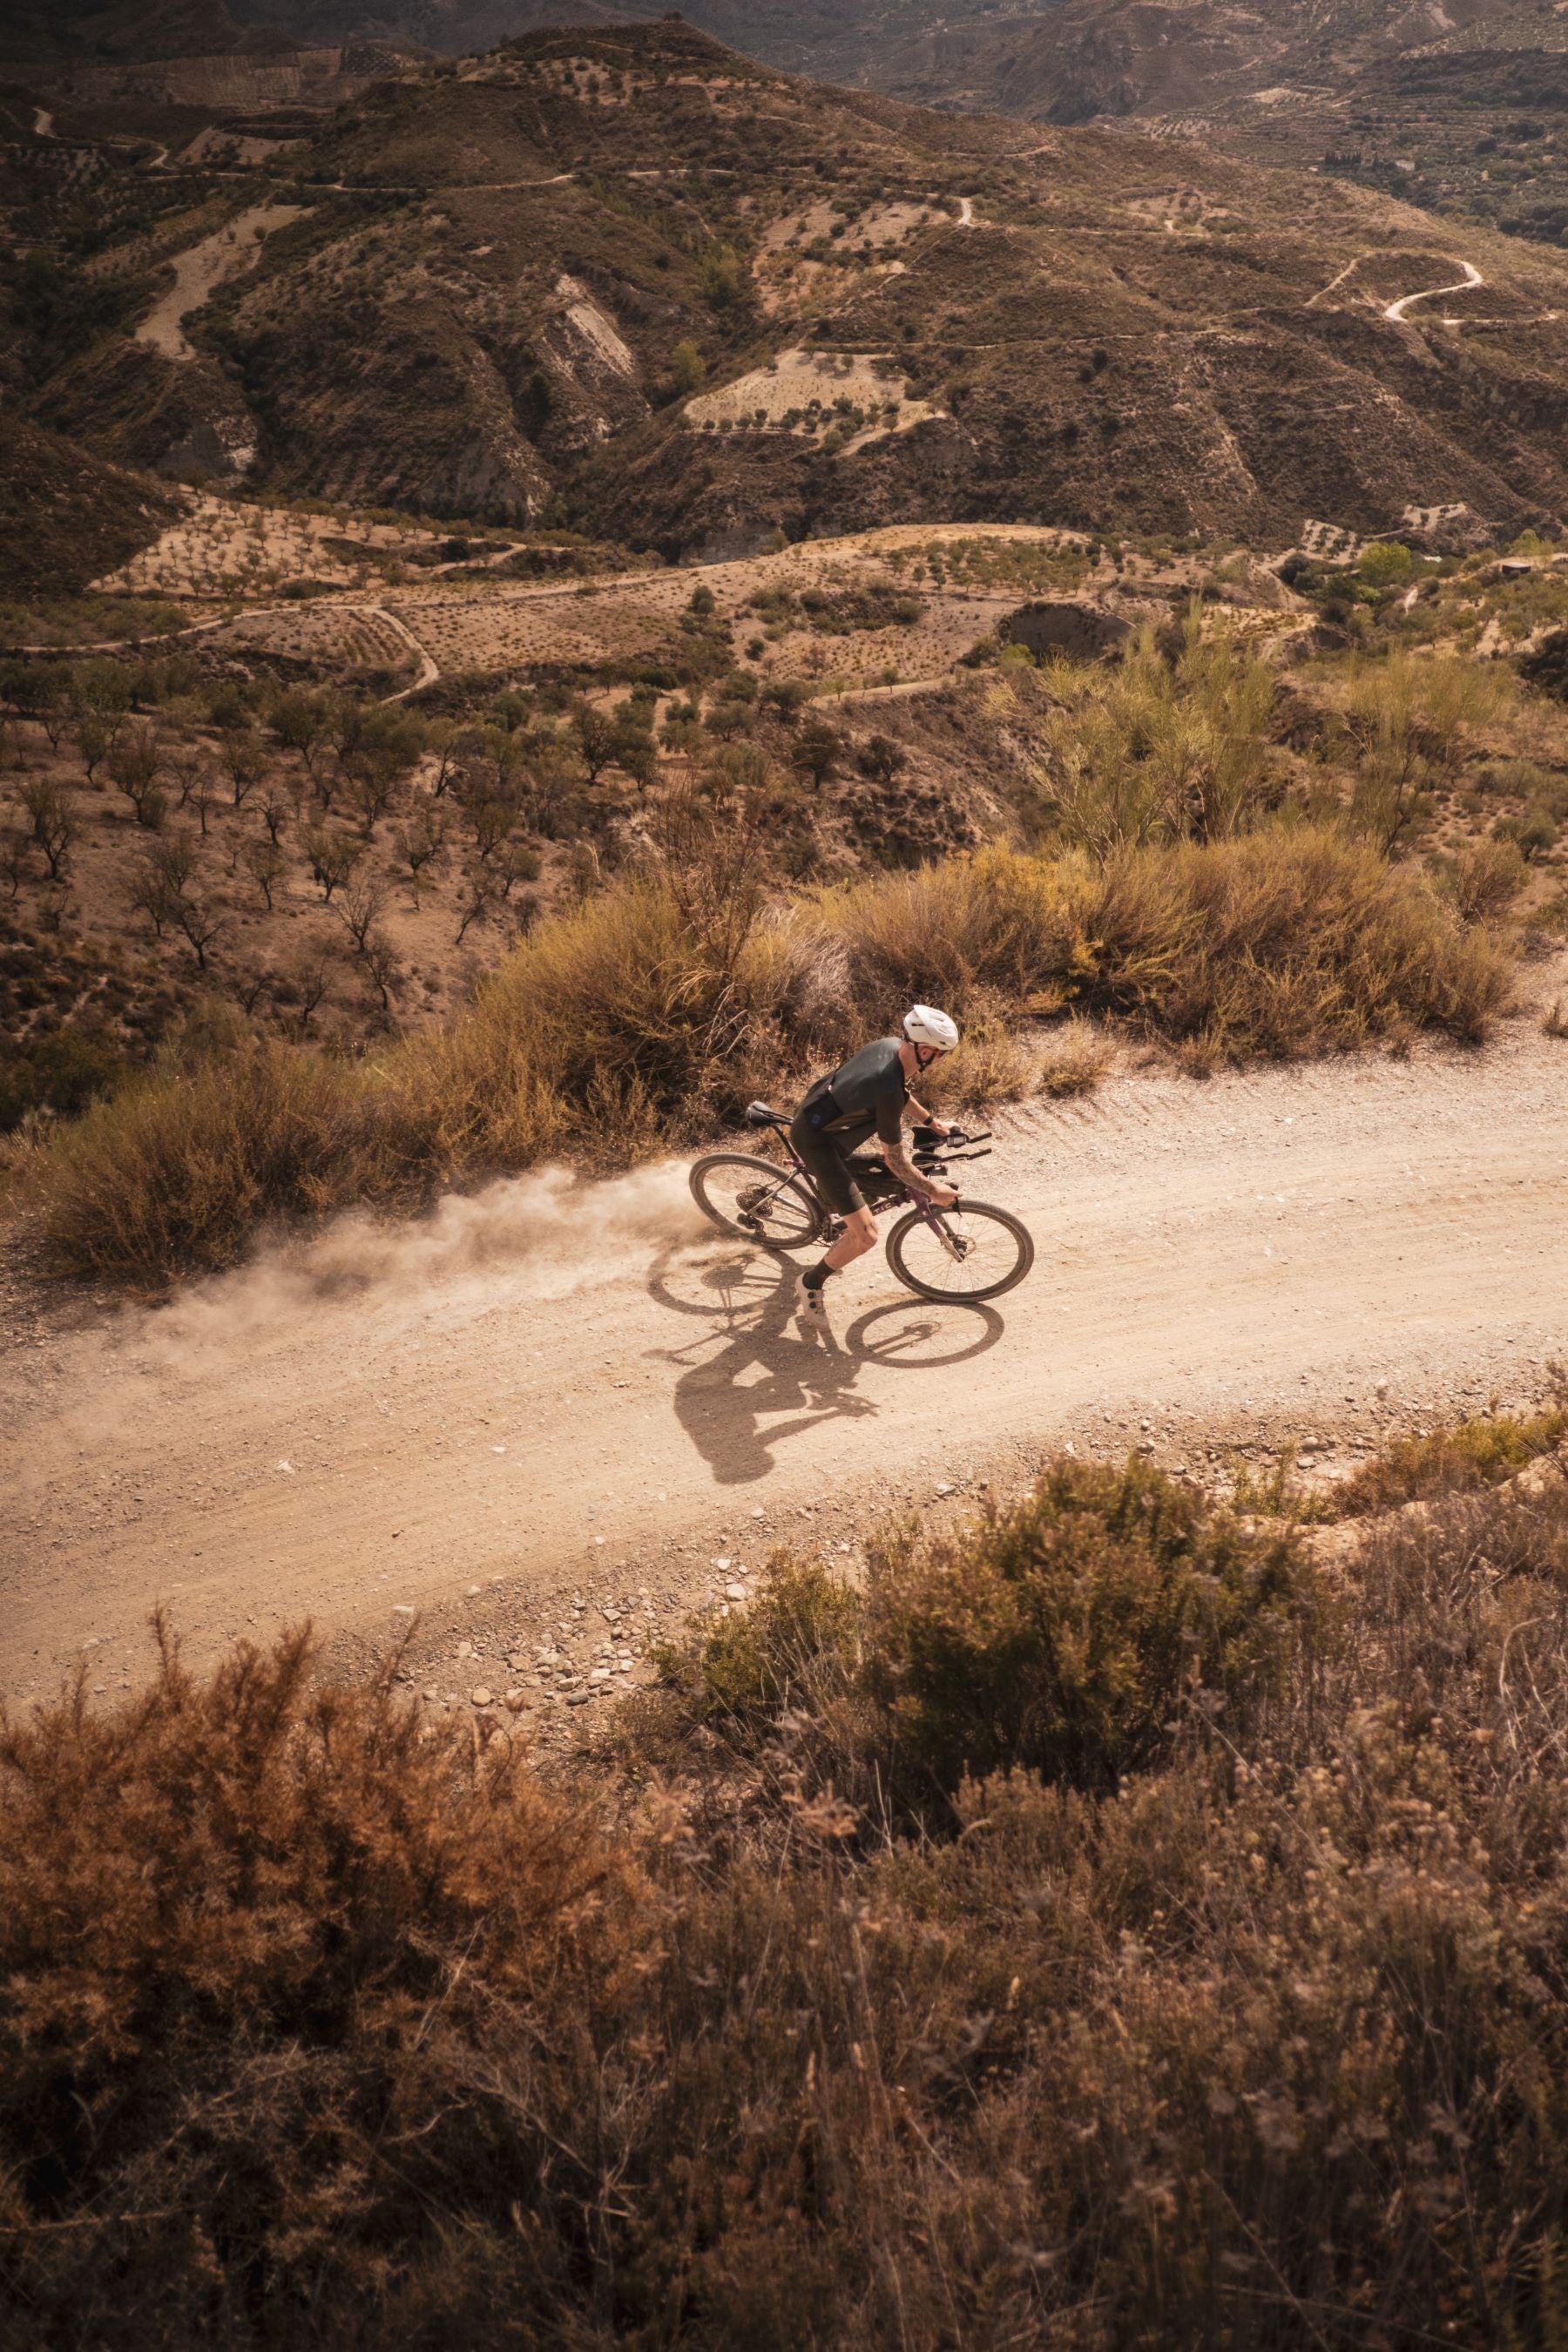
886, 1199, 1035, 1302
690, 1152, 826, 1252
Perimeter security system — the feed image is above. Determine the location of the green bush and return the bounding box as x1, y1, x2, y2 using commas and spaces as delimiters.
652, 1554, 862, 1737
0, 1031, 129, 1132
866, 1457, 1318, 1790
1338, 1402, 1567, 1515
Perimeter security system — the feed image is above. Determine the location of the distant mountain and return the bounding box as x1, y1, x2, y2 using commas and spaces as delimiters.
220, 0, 989, 80
27, 21, 1568, 558
1, 0, 242, 67
883, 0, 1568, 126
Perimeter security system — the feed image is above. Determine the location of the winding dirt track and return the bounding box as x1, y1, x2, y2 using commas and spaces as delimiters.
4, 1016, 1567, 1708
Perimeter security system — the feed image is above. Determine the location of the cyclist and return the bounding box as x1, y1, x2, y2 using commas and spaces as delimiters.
791, 1005, 961, 1324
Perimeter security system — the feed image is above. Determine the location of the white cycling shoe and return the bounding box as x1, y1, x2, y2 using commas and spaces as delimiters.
795, 1274, 830, 1327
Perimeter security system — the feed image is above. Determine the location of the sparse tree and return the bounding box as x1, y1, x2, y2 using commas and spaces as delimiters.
859, 732, 908, 787
395, 807, 446, 896
35, 675, 70, 754
335, 877, 386, 956
18, 777, 78, 881
362, 929, 401, 1015
423, 717, 467, 799
301, 824, 362, 903
763, 679, 808, 726
255, 782, 294, 845
612, 725, 659, 792
220, 729, 267, 809
71, 659, 133, 731
494, 837, 542, 902
76, 713, 112, 787
129, 835, 194, 941
705, 697, 754, 743
348, 753, 402, 838
453, 875, 493, 945
672, 338, 706, 395
172, 891, 225, 971
230, 963, 274, 1018
519, 747, 575, 839
289, 955, 333, 1038
188, 773, 218, 837
206, 681, 250, 737
0, 827, 30, 897
463, 793, 517, 862
108, 724, 167, 828
269, 687, 333, 787
790, 720, 842, 792
245, 836, 286, 911
341, 713, 424, 836
165, 740, 208, 811
571, 704, 620, 786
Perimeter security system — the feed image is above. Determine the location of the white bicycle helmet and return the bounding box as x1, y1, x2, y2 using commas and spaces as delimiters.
902, 1004, 959, 1052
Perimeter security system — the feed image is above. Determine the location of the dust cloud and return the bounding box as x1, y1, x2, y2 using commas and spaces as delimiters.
128, 1162, 710, 1370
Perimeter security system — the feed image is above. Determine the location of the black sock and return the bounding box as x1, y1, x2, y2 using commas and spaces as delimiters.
803, 1259, 835, 1293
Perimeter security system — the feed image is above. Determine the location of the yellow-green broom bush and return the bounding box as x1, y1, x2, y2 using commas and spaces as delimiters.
24, 828, 1514, 1282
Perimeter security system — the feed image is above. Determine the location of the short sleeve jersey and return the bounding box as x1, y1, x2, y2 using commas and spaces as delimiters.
803, 1038, 908, 1145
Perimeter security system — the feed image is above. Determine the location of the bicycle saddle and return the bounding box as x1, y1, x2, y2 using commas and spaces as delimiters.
745, 1100, 787, 1129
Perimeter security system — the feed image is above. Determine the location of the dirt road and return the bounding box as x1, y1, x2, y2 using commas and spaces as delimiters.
4, 1017, 1567, 1709
1384, 260, 1484, 323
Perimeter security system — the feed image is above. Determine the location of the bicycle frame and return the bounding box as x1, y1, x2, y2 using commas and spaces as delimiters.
762, 1120, 994, 1247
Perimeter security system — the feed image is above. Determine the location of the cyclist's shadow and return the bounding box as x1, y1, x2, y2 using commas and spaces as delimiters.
646, 1246, 1004, 1488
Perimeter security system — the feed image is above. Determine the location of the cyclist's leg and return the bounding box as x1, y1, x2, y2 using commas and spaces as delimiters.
824, 1206, 877, 1270
789, 1114, 879, 1280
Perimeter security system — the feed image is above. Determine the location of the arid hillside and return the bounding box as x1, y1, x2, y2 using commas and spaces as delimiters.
17, 21, 1568, 564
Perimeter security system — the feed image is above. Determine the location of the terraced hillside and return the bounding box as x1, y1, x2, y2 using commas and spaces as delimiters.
21, 22, 1568, 564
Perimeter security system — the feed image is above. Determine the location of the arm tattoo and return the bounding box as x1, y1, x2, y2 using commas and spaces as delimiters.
884, 1139, 932, 1197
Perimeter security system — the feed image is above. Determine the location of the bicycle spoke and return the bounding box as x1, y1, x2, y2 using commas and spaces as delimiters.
692, 1155, 821, 1248
889, 1205, 1031, 1301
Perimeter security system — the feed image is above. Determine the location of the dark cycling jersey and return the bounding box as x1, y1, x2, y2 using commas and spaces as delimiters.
791, 1040, 909, 1218
797, 1037, 907, 1146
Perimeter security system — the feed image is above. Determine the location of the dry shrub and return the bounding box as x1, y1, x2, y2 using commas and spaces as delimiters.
0, 1625, 644, 2346
30, 1044, 390, 1282
1034, 612, 1281, 852
25, 829, 1515, 1282
1336, 1401, 1568, 1515
1443, 835, 1528, 925
1085, 825, 1511, 1064
808, 841, 1096, 1021
925, 990, 1041, 1110
1034, 1015, 1108, 1097
12, 1473, 1568, 2346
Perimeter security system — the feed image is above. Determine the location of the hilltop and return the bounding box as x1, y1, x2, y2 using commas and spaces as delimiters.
16, 19, 1568, 562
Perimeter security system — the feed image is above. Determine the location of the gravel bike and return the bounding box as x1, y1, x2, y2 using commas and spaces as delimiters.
690, 1101, 1035, 1304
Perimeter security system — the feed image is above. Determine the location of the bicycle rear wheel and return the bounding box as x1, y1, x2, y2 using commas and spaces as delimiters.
690, 1152, 826, 1252
885, 1199, 1034, 1303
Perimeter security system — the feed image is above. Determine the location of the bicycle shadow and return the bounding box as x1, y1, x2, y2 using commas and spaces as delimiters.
645, 1246, 1004, 1487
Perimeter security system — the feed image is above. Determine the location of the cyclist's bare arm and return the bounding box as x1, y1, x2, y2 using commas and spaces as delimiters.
904, 1093, 950, 1136
883, 1133, 957, 1208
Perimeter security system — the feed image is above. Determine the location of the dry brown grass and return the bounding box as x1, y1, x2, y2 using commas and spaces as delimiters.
22, 828, 1513, 1283
10, 1462, 1568, 2347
